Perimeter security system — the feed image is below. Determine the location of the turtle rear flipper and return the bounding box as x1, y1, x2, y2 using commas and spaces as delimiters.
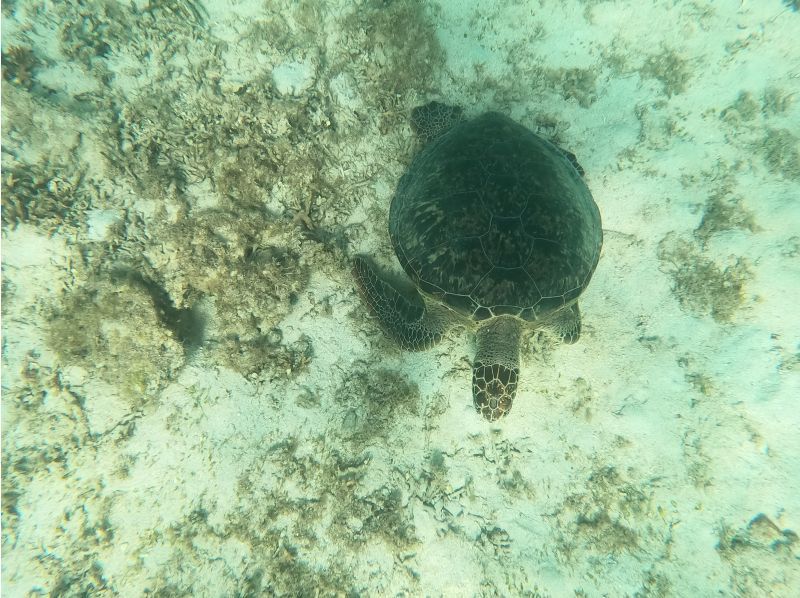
472, 317, 521, 421
352, 256, 450, 351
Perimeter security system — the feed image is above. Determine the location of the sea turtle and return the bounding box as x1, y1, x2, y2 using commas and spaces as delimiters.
353, 102, 602, 421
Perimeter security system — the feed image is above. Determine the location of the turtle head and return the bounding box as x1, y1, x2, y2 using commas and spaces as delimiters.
472, 317, 522, 421
472, 362, 518, 421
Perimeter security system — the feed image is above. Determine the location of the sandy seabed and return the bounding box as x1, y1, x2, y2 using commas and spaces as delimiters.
2, 0, 799, 596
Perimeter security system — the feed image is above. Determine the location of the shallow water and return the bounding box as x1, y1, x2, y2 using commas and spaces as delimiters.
2, 1, 799, 595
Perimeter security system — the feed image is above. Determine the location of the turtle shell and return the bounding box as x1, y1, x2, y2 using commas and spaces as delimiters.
389, 112, 602, 322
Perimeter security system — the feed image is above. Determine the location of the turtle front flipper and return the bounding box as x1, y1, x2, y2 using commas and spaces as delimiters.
410, 102, 465, 144
352, 256, 450, 351
549, 303, 582, 344
472, 316, 521, 421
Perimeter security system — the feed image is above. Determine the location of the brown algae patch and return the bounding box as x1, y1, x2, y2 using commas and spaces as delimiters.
640, 47, 692, 97
716, 514, 799, 596
336, 367, 421, 445
694, 189, 759, 243
761, 128, 800, 181
551, 465, 668, 567
657, 233, 752, 322
47, 275, 186, 409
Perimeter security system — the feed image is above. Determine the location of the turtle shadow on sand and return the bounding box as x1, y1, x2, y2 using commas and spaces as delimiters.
353, 102, 602, 421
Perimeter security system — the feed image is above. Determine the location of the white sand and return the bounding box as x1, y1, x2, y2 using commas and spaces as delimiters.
2, 0, 799, 595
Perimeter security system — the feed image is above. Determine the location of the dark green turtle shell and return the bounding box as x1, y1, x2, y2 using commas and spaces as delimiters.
389, 112, 602, 322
